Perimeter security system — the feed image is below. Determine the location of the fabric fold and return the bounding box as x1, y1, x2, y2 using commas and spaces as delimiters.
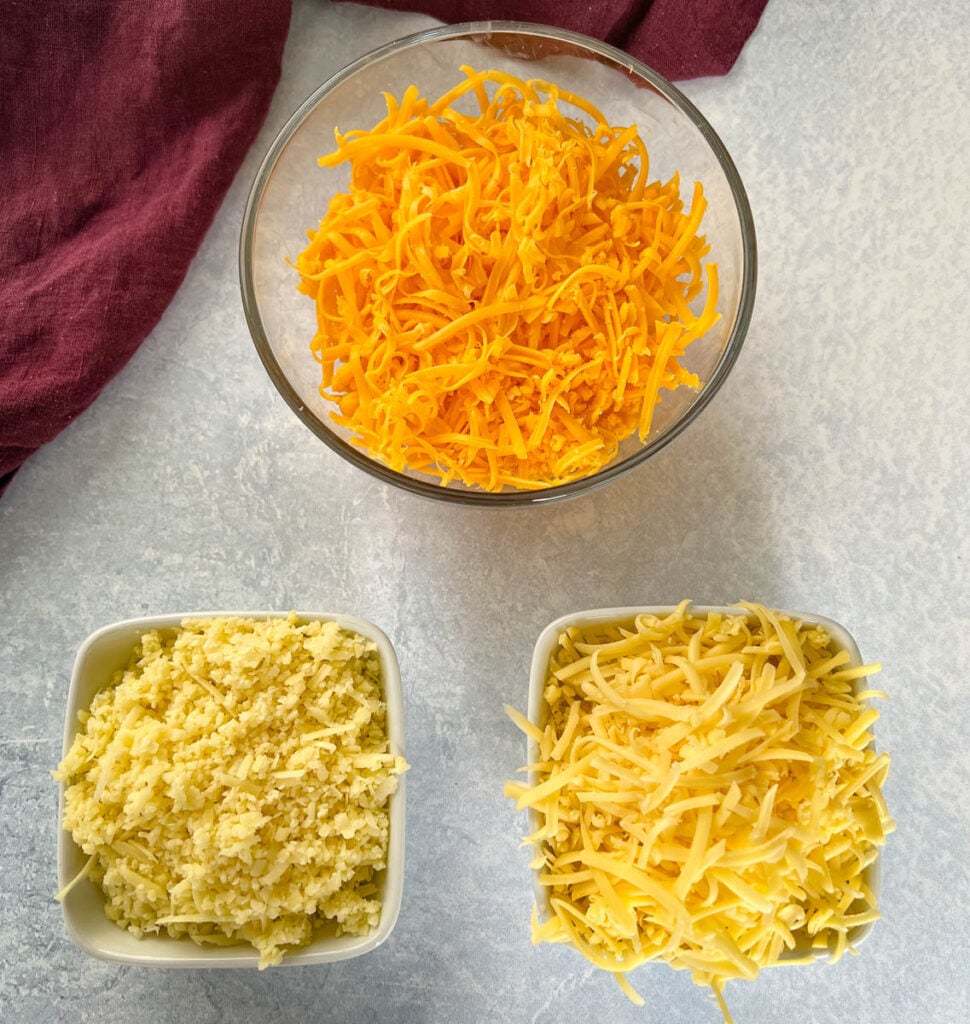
335, 0, 769, 81
0, 0, 293, 494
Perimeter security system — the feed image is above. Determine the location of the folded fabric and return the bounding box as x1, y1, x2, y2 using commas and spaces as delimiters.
0, 0, 292, 495
336, 0, 770, 81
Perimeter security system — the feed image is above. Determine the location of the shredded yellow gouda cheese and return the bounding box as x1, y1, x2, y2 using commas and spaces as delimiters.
295, 66, 719, 491
505, 602, 894, 1020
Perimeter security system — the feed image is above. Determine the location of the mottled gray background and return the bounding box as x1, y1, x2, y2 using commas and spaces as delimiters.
2, 1, 968, 1022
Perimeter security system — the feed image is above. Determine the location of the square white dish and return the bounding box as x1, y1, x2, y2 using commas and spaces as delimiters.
525, 604, 882, 958
57, 610, 406, 967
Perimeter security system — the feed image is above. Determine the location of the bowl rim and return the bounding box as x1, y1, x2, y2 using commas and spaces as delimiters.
239, 20, 757, 507
56, 610, 406, 968
524, 604, 881, 957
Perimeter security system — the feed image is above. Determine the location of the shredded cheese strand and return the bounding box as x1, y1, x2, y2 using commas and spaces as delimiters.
295, 66, 719, 491
505, 603, 894, 1020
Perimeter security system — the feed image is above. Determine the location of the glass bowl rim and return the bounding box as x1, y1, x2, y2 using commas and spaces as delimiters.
239, 19, 757, 507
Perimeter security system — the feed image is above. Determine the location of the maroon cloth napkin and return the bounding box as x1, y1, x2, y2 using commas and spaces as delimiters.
338, 0, 770, 81
0, 1, 291, 495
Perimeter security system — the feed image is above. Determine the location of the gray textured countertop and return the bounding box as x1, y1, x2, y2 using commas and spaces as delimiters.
2, 2, 968, 1022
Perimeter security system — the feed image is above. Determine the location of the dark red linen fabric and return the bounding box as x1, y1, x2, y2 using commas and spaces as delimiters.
335, 0, 770, 81
0, 1, 292, 495
0, 0, 766, 496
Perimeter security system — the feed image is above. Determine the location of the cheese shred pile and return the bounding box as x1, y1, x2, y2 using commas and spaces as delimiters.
55, 615, 407, 967
504, 602, 894, 1019
295, 66, 719, 491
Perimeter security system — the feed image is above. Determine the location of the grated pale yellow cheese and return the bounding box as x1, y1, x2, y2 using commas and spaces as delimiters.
504, 602, 894, 1020
55, 615, 408, 967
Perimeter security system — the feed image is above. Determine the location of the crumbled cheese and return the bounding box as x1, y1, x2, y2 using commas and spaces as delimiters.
55, 615, 407, 967
505, 602, 894, 1020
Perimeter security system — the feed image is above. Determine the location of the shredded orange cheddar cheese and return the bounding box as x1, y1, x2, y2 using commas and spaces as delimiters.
505, 603, 894, 1020
295, 66, 719, 491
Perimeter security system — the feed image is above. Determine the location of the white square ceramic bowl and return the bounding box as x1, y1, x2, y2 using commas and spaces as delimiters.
57, 611, 406, 967
526, 604, 881, 957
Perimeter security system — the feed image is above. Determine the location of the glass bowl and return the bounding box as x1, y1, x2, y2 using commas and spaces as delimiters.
240, 22, 756, 506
